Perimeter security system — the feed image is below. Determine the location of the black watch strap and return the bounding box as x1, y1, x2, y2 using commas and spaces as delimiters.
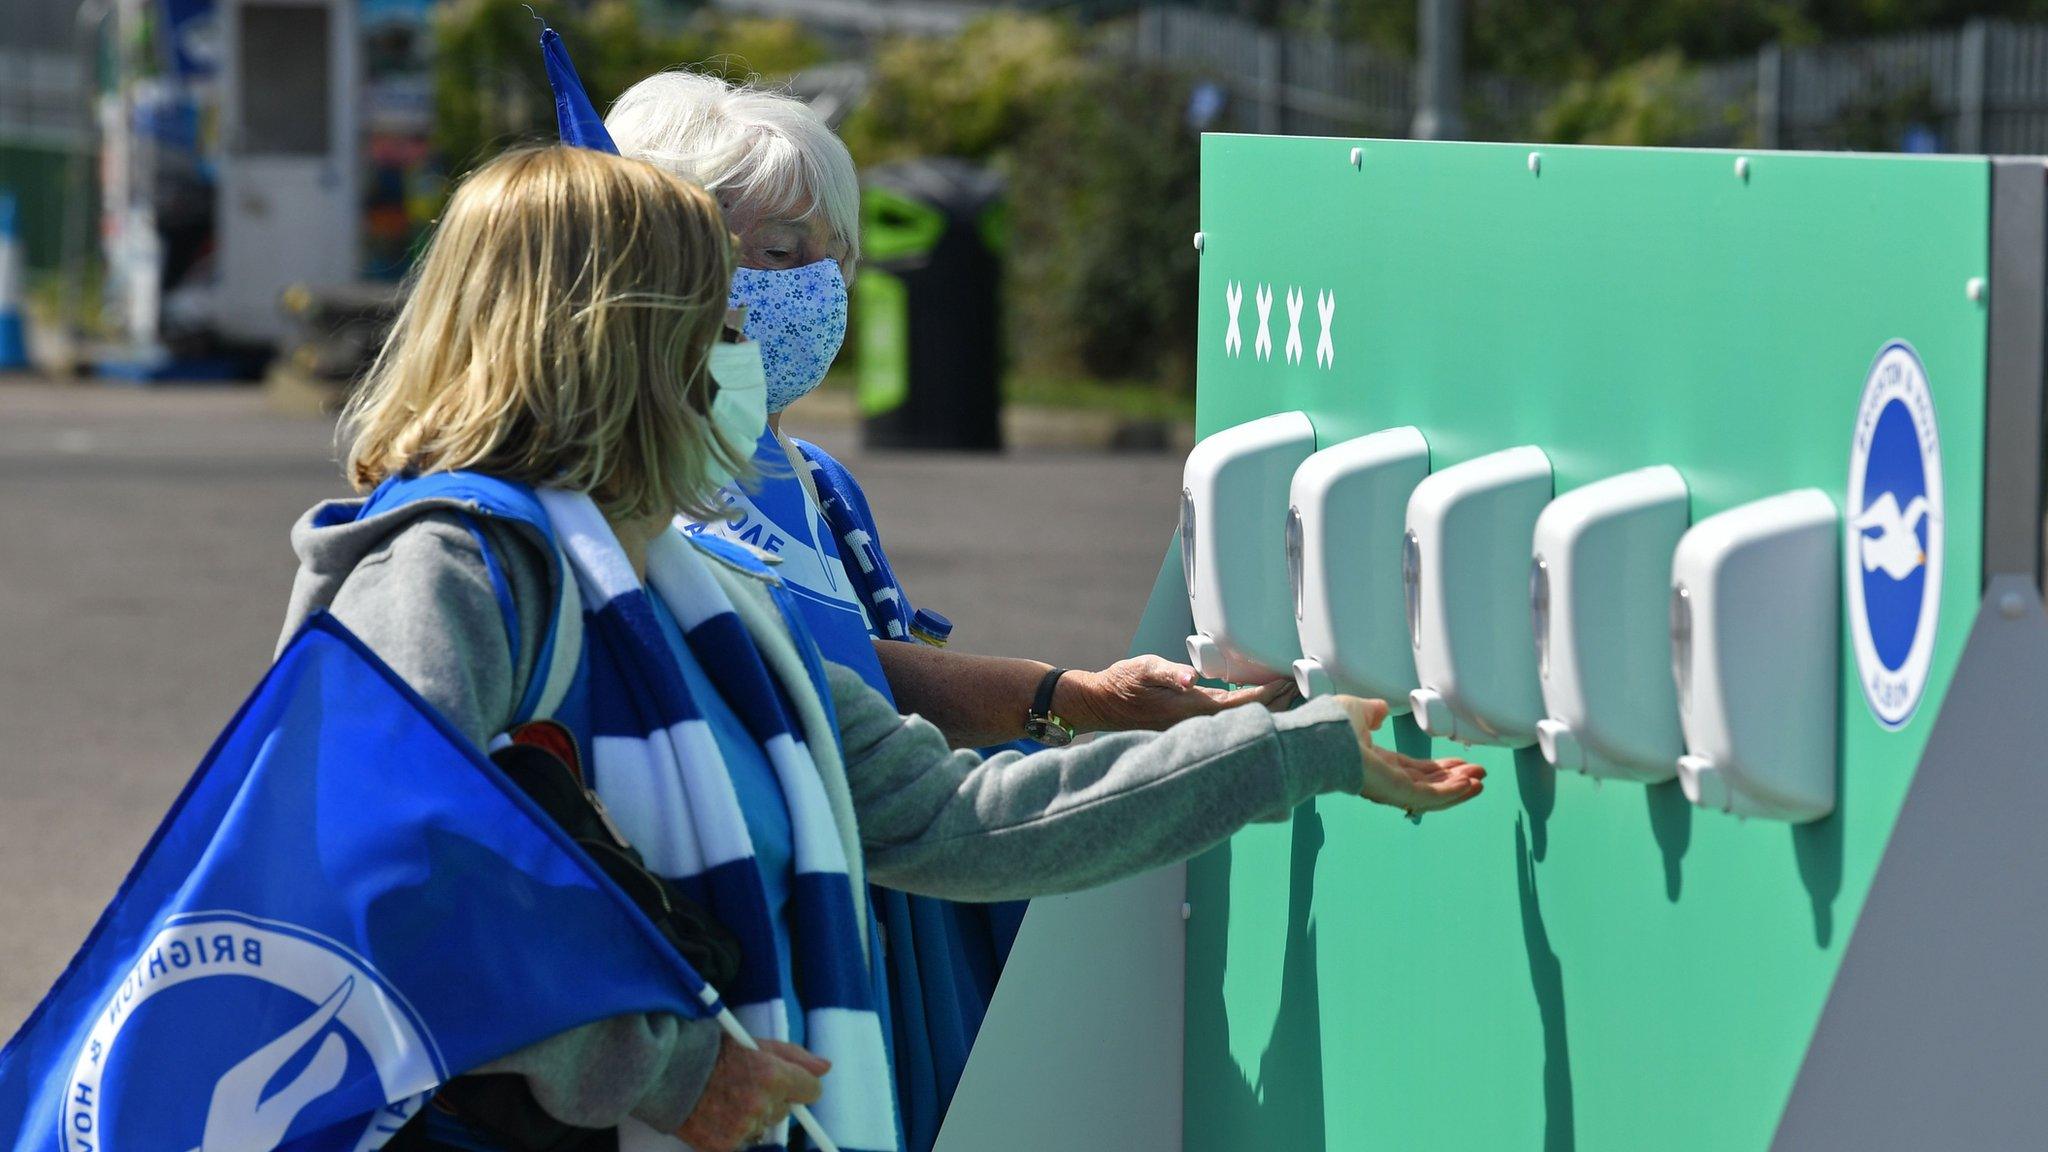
1026, 667, 1076, 746
1032, 667, 1069, 719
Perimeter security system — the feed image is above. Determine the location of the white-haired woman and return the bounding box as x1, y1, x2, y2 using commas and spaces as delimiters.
604, 72, 1287, 1152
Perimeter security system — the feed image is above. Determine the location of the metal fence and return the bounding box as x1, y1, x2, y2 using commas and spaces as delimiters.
0, 0, 92, 152
1129, 7, 1417, 138
1125, 6, 2048, 155
1124, 7, 1556, 142
1739, 21, 2048, 153
0, 48, 91, 153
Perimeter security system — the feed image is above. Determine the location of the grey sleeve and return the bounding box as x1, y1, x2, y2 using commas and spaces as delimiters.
319, 514, 546, 748
473, 1014, 723, 1132
831, 663, 1365, 902
315, 516, 722, 1129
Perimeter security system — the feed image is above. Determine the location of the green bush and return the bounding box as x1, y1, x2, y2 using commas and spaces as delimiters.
432, 0, 825, 178
843, 14, 1201, 395
840, 14, 1088, 166
1008, 65, 1201, 392
1537, 52, 1705, 146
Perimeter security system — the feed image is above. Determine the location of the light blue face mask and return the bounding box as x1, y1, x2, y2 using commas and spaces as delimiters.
705, 339, 769, 490
729, 258, 848, 413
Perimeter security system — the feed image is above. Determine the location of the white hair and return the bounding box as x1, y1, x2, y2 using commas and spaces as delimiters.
607, 71, 861, 269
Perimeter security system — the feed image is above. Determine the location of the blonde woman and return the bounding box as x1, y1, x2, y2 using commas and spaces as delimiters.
281, 144, 1483, 1152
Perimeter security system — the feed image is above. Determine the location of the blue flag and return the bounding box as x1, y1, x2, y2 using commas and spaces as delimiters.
0, 614, 715, 1151
541, 26, 618, 154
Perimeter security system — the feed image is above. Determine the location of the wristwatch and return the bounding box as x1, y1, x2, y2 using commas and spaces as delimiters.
1024, 667, 1076, 747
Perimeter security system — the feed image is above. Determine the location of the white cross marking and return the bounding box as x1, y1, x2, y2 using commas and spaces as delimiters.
1223, 281, 1243, 357
1316, 290, 1335, 369
1253, 284, 1274, 361
1284, 287, 1305, 364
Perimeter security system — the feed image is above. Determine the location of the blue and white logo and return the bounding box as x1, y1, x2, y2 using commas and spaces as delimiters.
1847, 341, 1943, 729
63, 913, 441, 1152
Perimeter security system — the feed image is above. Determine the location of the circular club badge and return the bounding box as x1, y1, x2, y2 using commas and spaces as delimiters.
64, 913, 441, 1152
1846, 341, 1943, 730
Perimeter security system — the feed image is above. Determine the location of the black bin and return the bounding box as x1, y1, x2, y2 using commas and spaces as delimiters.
856, 159, 1005, 451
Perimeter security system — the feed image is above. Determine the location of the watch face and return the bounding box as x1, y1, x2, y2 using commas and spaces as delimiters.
1026, 717, 1075, 747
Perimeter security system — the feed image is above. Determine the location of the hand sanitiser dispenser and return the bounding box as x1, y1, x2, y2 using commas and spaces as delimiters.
1531, 466, 1691, 782
1669, 489, 1839, 823
1404, 446, 1554, 746
1182, 411, 1317, 684
1287, 427, 1431, 705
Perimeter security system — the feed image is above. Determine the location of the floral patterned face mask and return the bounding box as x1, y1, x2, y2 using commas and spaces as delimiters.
729, 258, 849, 414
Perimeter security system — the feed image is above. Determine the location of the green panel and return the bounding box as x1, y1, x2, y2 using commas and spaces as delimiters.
1185, 137, 1988, 1151
857, 269, 910, 418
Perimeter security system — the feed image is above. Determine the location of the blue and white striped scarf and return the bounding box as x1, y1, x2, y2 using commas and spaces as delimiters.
790, 440, 914, 643
533, 489, 898, 1152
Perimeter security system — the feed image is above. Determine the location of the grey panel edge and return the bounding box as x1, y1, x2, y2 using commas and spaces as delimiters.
1986, 159, 2047, 586
1772, 577, 2048, 1150
932, 532, 1192, 1152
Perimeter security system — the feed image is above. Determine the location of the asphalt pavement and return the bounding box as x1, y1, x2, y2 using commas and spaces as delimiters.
0, 380, 1182, 1036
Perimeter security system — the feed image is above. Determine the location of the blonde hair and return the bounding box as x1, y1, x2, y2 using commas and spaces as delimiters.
606, 71, 860, 272
343, 145, 745, 523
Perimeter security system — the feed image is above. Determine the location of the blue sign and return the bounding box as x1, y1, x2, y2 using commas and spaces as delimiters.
160, 0, 217, 79
1847, 340, 1944, 729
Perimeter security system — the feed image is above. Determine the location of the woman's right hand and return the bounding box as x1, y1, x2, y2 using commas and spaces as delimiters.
675, 1034, 830, 1151
1328, 695, 1486, 814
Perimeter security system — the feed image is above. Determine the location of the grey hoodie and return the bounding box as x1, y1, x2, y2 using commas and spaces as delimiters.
281, 494, 1366, 1134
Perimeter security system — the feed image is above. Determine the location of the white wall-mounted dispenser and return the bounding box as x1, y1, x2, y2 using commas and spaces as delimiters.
1531, 465, 1691, 782
1669, 489, 1839, 823
1404, 446, 1553, 746
1182, 410, 1317, 684
1287, 427, 1431, 706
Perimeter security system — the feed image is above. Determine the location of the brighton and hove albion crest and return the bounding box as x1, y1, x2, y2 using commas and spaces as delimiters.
1847, 341, 1943, 729
63, 913, 442, 1152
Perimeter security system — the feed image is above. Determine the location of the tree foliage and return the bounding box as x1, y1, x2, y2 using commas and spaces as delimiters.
839, 14, 1090, 166
1314, 0, 2048, 79
1009, 66, 1203, 390
843, 14, 1203, 392
1538, 52, 1706, 145
431, 0, 825, 178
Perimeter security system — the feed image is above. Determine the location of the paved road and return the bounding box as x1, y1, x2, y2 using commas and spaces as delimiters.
0, 381, 1182, 1035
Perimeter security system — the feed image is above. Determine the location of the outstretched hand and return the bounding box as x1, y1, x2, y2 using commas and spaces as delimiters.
1328, 695, 1486, 814
1058, 654, 1297, 734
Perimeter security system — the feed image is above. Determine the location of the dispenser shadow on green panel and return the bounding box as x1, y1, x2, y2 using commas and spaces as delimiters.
1180, 136, 1987, 1151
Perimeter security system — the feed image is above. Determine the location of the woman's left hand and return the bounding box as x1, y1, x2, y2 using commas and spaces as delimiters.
1056, 655, 1297, 734
675, 1036, 829, 1151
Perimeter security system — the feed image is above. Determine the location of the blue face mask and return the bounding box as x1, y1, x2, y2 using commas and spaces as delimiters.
729, 258, 849, 414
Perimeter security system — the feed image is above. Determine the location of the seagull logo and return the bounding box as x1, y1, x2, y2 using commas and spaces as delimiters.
1845, 340, 1943, 729
65, 915, 441, 1152
1852, 492, 1929, 581
186, 979, 355, 1152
